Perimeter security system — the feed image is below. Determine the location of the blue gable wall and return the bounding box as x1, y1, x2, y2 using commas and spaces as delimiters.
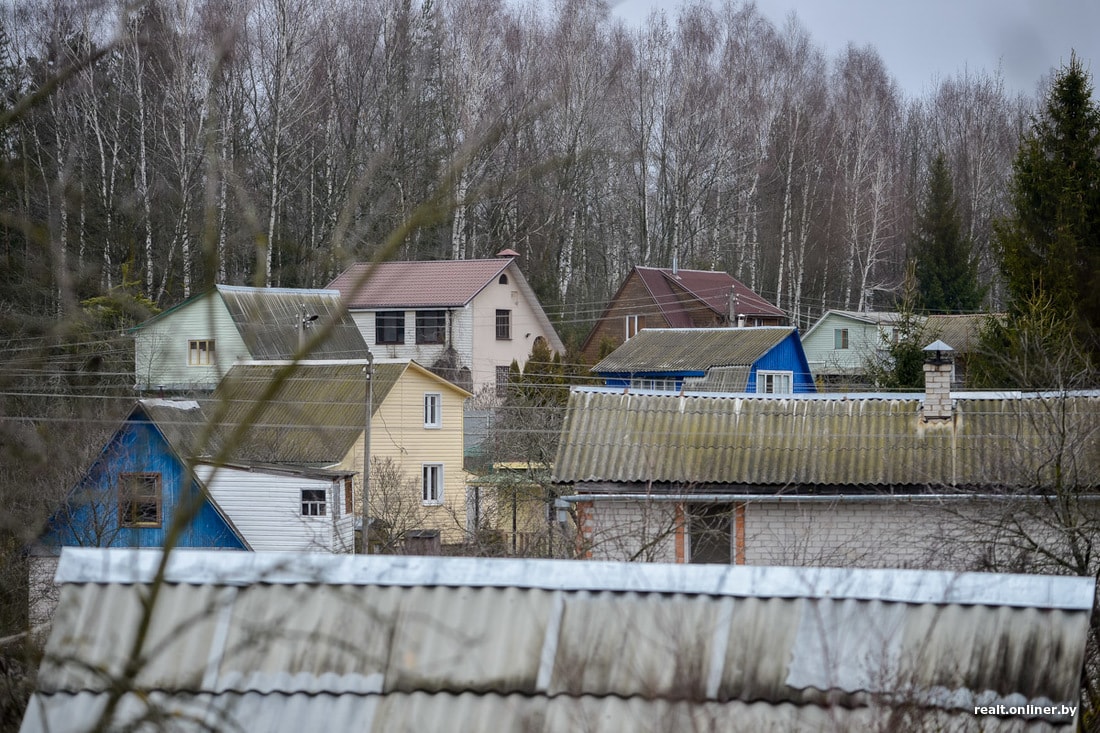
42, 410, 247, 550
744, 331, 817, 393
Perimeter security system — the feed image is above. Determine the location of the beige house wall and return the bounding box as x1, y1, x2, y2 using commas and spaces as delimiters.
339, 364, 469, 544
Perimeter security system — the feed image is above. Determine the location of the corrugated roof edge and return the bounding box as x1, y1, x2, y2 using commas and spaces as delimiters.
55, 548, 1094, 610
569, 385, 1100, 401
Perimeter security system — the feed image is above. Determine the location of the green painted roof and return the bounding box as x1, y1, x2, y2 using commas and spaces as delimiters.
553, 388, 1100, 490
593, 327, 795, 373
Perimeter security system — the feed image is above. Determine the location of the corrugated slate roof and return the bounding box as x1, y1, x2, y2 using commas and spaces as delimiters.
215, 285, 369, 359
593, 327, 795, 373
22, 548, 1092, 732
925, 314, 994, 354
553, 388, 1100, 489
327, 259, 511, 308
205, 361, 400, 465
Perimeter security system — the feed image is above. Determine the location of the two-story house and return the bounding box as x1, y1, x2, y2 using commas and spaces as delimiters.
580, 265, 786, 364
32, 359, 471, 621
327, 251, 564, 397
131, 285, 368, 392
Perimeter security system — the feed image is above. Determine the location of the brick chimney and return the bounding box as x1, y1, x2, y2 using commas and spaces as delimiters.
921, 340, 955, 421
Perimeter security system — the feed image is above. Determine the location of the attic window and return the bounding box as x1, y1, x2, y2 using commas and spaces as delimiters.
119, 473, 161, 528
188, 339, 215, 366
625, 315, 646, 339
499, 273, 508, 285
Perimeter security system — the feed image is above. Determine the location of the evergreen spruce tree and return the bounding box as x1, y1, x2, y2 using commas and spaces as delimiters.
994, 52, 1100, 361
910, 153, 984, 313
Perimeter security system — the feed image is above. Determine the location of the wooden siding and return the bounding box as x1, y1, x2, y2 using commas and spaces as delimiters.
581, 272, 671, 364
134, 294, 250, 391
801, 313, 889, 376
337, 364, 469, 544
197, 466, 354, 553
744, 332, 817, 393
44, 415, 247, 550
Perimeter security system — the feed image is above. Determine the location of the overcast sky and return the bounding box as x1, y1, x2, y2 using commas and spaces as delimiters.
608, 0, 1100, 100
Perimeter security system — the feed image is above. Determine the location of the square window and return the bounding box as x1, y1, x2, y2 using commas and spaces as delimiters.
834, 328, 849, 350
422, 464, 443, 505
375, 311, 405, 345
188, 339, 215, 366
424, 393, 442, 428
415, 310, 446, 344
301, 488, 326, 516
756, 370, 793, 394
119, 473, 161, 527
495, 309, 511, 340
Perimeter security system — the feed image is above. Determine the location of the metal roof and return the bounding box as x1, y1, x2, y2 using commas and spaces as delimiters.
327, 259, 511, 308
635, 267, 785, 321
552, 388, 1100, 488
925, 314, 995, 354
22, 548, 1092, 732
592, 327, 795, 373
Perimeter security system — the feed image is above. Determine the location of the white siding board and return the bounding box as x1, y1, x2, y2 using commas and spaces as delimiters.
197, 466, 352, 553
135, 295, 250, 390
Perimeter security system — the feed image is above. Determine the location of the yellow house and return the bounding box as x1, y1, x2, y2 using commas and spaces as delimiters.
210, 359, 471, 551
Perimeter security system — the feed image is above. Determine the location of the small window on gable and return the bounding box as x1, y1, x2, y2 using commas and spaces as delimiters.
499, 273, 508, 285
834, 328, 849, 350
375, 311, 405, 345
756, 370, 793, 394
424, 393, 442, 428
625, 315, 646, 340
119, 473, 162, 527
188, 340, 215, 366
422, 464, 443, 505
301, 488, 326, 516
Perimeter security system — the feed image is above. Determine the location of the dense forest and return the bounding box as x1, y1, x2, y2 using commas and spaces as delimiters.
0, 0, 1035, 345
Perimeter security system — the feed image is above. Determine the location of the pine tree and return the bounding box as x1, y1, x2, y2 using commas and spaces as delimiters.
994, 53, 1100, 358
910, 153, 984, 313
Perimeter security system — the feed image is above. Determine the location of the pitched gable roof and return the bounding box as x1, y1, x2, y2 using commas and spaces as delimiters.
635, 267, 784, 322
131, 285, 368, 360
553, 388, 1100, 490
593, 327, 796, 373
327, 259, 511, 308
924, 314, 992, 354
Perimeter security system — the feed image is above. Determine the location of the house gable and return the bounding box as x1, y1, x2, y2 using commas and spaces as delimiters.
42, 406, 247, 551
801, 310, 902, 378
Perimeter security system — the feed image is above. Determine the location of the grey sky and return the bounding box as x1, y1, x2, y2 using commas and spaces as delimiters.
609, 0, 1100, 99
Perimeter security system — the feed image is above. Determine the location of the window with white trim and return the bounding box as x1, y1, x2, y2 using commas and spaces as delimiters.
188, 339, 215, 366
424, 393, 442, 428
422, 464, 443, 505
756, 370, 793, 394
624, 314, 646, 339
301, 488, 326, 516
630, 377, 676, 392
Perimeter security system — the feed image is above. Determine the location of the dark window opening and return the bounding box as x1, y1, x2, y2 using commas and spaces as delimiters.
119, 473, 162, 527
496, 309, 511, 340
415, 310, 446, 344
301, 489, 327, 516
689, 504, 732, 564
376, 311, 405, 345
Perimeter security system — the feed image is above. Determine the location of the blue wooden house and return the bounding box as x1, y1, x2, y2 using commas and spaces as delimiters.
39, 399, 249, 551
591, 327, 816, 394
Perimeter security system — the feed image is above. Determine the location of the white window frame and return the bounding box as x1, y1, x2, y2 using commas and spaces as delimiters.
301, 488, 327, 517
624, 314, 645, 340
630, 377, 676, 392
422, 463, 443, 506
188, 339, 215, 366
424, 392, 442, 428
756, 370, 793, 394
